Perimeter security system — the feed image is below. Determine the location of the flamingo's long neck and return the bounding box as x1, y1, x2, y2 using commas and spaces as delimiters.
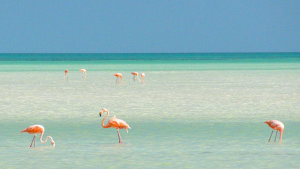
39, 131, 55, 146
102, 111, 110, 128
279, 129, 283, 143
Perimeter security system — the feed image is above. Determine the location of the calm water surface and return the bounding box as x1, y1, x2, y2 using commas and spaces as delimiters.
0, 53, 300, 168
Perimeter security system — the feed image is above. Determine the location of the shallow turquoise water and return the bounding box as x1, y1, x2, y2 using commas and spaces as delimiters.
0, 54, 300, 168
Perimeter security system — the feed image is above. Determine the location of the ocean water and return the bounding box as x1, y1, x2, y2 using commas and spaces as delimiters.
0, 53, 300, 168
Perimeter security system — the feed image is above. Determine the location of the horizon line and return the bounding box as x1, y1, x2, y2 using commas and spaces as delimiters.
1, 52, 300, 54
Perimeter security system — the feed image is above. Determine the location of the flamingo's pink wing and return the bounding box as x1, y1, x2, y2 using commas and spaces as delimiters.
108, 118, 121, 127
22, 126, 41, 134
116, 119, 131, 129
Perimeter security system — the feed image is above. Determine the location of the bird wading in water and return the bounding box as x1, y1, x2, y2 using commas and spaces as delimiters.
99, 108, 131, 143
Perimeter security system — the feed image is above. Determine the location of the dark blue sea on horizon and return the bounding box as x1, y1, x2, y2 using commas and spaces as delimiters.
0, 53, 299, 62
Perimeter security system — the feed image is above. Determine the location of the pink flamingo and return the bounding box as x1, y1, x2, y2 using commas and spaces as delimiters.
141, 72, 145, 83
114, 73, 124, 84
21, 125, 55, 148
264, 120, 284, 143
64, 69, 69, 80
80, 69, 87, 79
99, 108, 131, 143
131, 72, 139, 82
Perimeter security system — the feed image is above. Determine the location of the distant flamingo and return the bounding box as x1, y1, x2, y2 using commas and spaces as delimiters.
141, 72, 145, 83
64, 69, 69, 80
21, 125, 55, 148
131, 72, 139, 82
114, 73, 123, 84
264, 120, 284, 143
80, 69, 87, 79
99, 108, 131, 143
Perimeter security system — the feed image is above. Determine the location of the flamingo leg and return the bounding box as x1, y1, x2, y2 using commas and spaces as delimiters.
274, 130, 278, 142
268, 130, 273, 142
34, 135, 36, 147
117, 129, 123, 144
30, 135, 36, 148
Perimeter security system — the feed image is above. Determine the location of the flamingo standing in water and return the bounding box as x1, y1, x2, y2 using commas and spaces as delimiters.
80, 69, 87, 79
131, 72, 139, 82
114, 73, 124, 84
264, 120, 284, 143
21, 125, 55, 148
141, 72, 145, 83
99, 108, 131, 143
64, 69, 69, 80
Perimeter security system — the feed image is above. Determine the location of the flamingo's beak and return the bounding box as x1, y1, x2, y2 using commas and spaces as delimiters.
99, 112, 102, 117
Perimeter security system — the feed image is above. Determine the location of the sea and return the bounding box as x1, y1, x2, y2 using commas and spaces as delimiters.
0, 53, 299, 168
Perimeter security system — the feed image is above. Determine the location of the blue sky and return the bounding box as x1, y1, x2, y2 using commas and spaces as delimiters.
0, 0, 299, 53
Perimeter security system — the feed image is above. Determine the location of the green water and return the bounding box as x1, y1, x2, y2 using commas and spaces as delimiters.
0, 55, 300, 168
